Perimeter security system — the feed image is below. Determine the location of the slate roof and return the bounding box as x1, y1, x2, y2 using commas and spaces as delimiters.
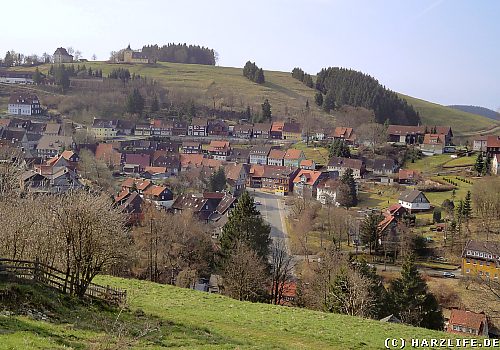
398, 189, 428, 203
328, 156, 363, 170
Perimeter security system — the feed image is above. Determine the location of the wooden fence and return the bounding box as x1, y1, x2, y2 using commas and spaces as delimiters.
0, 258, 126, 305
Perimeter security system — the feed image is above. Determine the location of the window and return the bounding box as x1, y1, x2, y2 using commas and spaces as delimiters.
466, 269, 470, 274
479, 271, 483, 276
466, 258, 471, 264
480, 261, 483, 266
487, 261, 491, 266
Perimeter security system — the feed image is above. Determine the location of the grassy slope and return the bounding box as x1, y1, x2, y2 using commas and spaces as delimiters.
1, 277, 464, 350
399, 94, 499, 135
8, 63, 498, 135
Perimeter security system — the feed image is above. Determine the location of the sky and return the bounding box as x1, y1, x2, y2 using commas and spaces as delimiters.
0, 0, 499, 110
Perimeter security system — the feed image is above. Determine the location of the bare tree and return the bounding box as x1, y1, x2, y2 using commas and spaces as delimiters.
472, 178, 500, 241
270, 240, 295, 305
221, 240, 269, 302
92, 53, 97, 61
74, 50, 82, 60
356, 122, 388, 153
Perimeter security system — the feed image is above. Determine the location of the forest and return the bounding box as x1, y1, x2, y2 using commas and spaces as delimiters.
141, 43, 217, 65
315, 67, 421, 125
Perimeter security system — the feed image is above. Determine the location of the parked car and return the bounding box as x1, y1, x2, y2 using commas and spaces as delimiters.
443, 272, 455, 278
254, 201, 262, 205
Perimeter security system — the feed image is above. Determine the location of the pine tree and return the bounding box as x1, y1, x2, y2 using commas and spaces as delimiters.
245, 105, 251, 120
462, 191, 472, 219
338, 168, 357, 208
220, 191, 271, 261
208, 167, 227, 192
389, 256, 444, 330
323, 90, 336, 112
261, 99, 272, 122
485, 153, 492, 174
32, 67, 42, 85
126, 88, 145, 115
150, 95, 160, 113
314, 92, 323, 106
329, 139, 351, 158
255, 68, 265, 84
474, 152, 484, 175
360, 211, 382, 254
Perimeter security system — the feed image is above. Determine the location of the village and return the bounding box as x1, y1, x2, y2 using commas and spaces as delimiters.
0, 45, 499, 340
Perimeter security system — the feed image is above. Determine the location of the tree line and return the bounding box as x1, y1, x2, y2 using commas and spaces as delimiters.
141, 43, 217, 65
243, 61, 265, 84
315, 67, 421, 125
291, 67, 314, 88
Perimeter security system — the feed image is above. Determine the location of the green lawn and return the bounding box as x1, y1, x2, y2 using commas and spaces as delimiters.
443, 156, 475, 168
405, 154, 453, 174
292, 142, 329, 165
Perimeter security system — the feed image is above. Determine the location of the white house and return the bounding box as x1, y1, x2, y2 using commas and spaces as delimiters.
492, 154, 500, 175
316, 178, 341, 206
398, 190, 431, 212
8, 92, 42, 116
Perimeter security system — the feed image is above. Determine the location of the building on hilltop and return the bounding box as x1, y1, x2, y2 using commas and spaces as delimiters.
53, 47, 73, 64
123, 45, 153, 64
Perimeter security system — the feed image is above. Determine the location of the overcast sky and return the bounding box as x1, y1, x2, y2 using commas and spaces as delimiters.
1, 0, 499, 110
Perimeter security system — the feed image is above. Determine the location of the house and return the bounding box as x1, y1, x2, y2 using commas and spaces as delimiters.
267, 149, 286, 166
142, 166, 169, 180
233, 124, 253, 138
224, 163, 248, 196
398, 190, 431, 212
151, 153, 180, 176
462, 240, 499, 281
293, 169, 328, 198
282, 123, 302, 141
398, 169, 421, 184
20, 166, 83, 194
271, 281, 297, 306
387, 125, 453, 145
486, 135, 500, 155
123, 153, 150, 173
207, 119, 229, 136
8, 92, 42, 116
171, 120, 188, 136
0, 70, 34, 84
115, 191, 144, 225
473, 136, 488, 152
371, 158, 398, 175
249, 146, 272, 165
327, 157, 364, 179
95, 143, 122, 168
36, 135, 73, 159
0, 128, 29, 150
300, 159, 316, 170
447, 309, 489, 337
230, 148, 250, 164
43, 123, 61, 136
492, 154, 500, 175
253, 123, 271, 139
53, 47, 73, 63
316, 178, 341, 205
332, 127, 356, 144
123, 45, 152, 64
270, 122, 284, 139
207, 140, 231, 161
121, 178, 152, 194
283, 149, 306, 168
188, 118, 208, 137
91, 119, 118, 139
181, 141, 201, 154
421, 134, 446, 155
134, 124, 151, 136
143, 185, 174, 208
171, 193, 236, 222
115, 120, 135, 135
150, 119, 172, 136
260, 165, 299, 196
180, 154, 204, 170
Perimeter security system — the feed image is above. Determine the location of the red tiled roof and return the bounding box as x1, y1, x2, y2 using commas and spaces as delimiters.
143, 185, 167, 197
423, 133, 446, 145
300, 159, 314, 167
180, 154, 204, 168
333, 127, 354, 139
284, 149, 303, 160
249, 164, 265, 177
268, 149, 286, 159
271, 122, 284, 132
144, 166, 167, 174
448, 309, 487, 332
209, 140, 230, 148
293, 169, 323, 185
487, 135, 500, 148
398, 169, 420, 180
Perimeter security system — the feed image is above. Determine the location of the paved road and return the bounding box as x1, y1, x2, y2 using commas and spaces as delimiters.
251, 190, 287, 242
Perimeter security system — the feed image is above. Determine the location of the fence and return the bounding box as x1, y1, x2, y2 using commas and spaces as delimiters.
0, 258, 126, 305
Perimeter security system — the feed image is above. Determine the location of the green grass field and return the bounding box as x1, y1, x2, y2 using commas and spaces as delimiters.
399, 94, 499, 135
7, 62, 498, 136
442, 156, 475, 168
292, 141, 329, 165
0, 277, 466, 350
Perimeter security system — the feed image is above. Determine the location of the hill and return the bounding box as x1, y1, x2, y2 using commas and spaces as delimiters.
448, 105, 500, 121
0, 276, 463, 349
398, 94, 499, 135
7, 62, 498, 135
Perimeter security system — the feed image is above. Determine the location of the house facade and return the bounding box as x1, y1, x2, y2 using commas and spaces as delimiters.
53, 47, 73, 63
8, 92, 42, 116
447, 309, 489, 337
253, 123, 271, 139
398, 190, 431, 212
207, 140, 231, 161
292, 169, 328, 198
249, 146, 271, 165
123, 45, 151, 64
327, 157, 364, 179
473, 137, 488, 152
421, 134, 446, 155
267, 149, 286, 166
282, 123, 302, 141
283, 149, 306, 168
462, 240, 499, 281
188, 118, 208, 136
